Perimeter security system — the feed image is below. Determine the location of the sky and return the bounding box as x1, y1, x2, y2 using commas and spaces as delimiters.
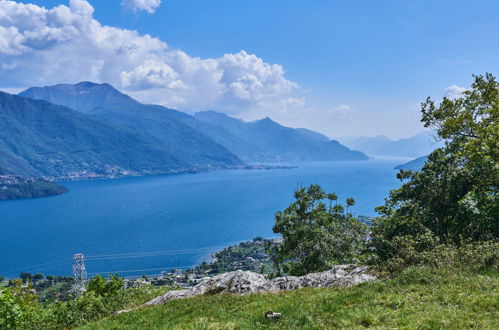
1, 0, 498, 139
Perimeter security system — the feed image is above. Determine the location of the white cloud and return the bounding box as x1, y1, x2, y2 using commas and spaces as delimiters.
0, 0, 298, 114
444, 85, 466, 100
121, 0, 161, 14
333, 104, 353, 117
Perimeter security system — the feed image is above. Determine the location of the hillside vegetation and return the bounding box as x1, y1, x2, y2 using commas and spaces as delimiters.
80, 267, 498, 329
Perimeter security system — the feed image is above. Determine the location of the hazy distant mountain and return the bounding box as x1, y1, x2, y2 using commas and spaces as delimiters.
21, 82, 368, 164
394, 156, 428, 171
194, 111, 368, 162
339, 132, 442, 158
339, 135, 393, 154
0, 91, 195, 178
20, 82, 243, 167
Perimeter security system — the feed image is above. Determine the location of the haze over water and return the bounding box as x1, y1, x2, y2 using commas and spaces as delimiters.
0, 159, 404, 278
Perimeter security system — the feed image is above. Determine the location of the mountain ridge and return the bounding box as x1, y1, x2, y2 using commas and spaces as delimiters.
338, 132, 443, 158
0, 91, 213, 178
20, 82, 369, 163
194, 110, 368, 162
20, 83, 244, 168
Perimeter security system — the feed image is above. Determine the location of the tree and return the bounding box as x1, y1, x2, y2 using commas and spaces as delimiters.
266, 184, 368, 276
33, 273, 44, 281
0, 276, 4, 283
87, 274, 123, 298
373, 73, 498, 260
0, 279, 39, 329
19, 272, 32, 283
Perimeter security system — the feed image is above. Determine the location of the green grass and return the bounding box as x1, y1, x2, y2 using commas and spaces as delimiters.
80, 267, 498, 329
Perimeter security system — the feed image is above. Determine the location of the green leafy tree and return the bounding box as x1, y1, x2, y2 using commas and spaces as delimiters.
0, 279, 39, 329
87, 274, 123, 298
33, 273, 44, 281
19, 273, 31, 283
266, 184, 368, 276
373, 73, 498, 262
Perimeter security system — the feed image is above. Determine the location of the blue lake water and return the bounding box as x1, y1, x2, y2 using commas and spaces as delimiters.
0, 159, 405, 278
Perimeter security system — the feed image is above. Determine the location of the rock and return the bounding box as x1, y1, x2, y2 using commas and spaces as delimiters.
144, 265, 375, 307
271, 265, 375, 290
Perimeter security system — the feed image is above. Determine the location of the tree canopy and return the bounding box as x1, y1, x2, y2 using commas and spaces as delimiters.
266, 184, 367, 276
373, 73, 498, 260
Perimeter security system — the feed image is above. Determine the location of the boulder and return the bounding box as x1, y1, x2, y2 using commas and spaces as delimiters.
145, 265, 375, 306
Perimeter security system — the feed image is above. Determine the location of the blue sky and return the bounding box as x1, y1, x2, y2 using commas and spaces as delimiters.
4, 0, 499, 138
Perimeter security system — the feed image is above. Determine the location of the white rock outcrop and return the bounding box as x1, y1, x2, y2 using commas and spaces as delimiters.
145, 265, 375, 306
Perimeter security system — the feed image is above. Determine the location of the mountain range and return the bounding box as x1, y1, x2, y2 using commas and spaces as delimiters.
338, 132, 443, 158
20, 82, 368, 164
0, 82, 367, 179
20, 82, 243, 169
194, 111, 367, 162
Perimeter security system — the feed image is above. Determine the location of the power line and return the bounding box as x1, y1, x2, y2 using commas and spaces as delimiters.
86, 250, 222, 262
1, 258, 72, 276
1, 244, 263, 278
87, 265, 198, 275
85, 246, 227, 259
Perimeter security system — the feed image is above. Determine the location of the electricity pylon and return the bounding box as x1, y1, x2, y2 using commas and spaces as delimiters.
72, 253, 87, 296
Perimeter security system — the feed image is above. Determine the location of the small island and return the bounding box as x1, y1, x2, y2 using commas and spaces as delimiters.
0, 175, 68, 200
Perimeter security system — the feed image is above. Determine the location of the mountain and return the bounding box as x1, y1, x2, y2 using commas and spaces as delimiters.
194, 111, 369, 162
0, 91, 211, 178
21, 82, 368, 163
20, 82, 243, 167
339, 135, 393, 155
394, 156, 428, 171
339, 132, 443, 158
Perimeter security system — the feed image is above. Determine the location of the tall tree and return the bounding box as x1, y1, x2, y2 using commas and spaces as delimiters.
373, 73, 498, 257
267, 184, 367, 276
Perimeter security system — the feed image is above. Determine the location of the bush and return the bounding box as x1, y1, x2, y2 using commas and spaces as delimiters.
372, 232, 498, 274
87, 274, 123, 297
0, 280, 39, 329
0, 275, 172, 329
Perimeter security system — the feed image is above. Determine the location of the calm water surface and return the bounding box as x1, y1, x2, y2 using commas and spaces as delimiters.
0, 159, 405, 277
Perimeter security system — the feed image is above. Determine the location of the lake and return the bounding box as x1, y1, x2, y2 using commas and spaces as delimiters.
0, 159, 406, 278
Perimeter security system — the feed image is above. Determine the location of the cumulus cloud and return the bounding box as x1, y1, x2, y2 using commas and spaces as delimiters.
121, 0, 161, 14
445, 85, 466, 100
0, 0, 298, 113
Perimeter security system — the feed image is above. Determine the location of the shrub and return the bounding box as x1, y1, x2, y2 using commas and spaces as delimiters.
0, 280, 39, 329
372, 232, 498, 274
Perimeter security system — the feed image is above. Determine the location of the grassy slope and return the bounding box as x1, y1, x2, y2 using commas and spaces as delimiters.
81, 267, 498, 329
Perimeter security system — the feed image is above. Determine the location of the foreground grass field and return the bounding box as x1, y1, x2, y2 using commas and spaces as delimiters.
81, 267, 498, 329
